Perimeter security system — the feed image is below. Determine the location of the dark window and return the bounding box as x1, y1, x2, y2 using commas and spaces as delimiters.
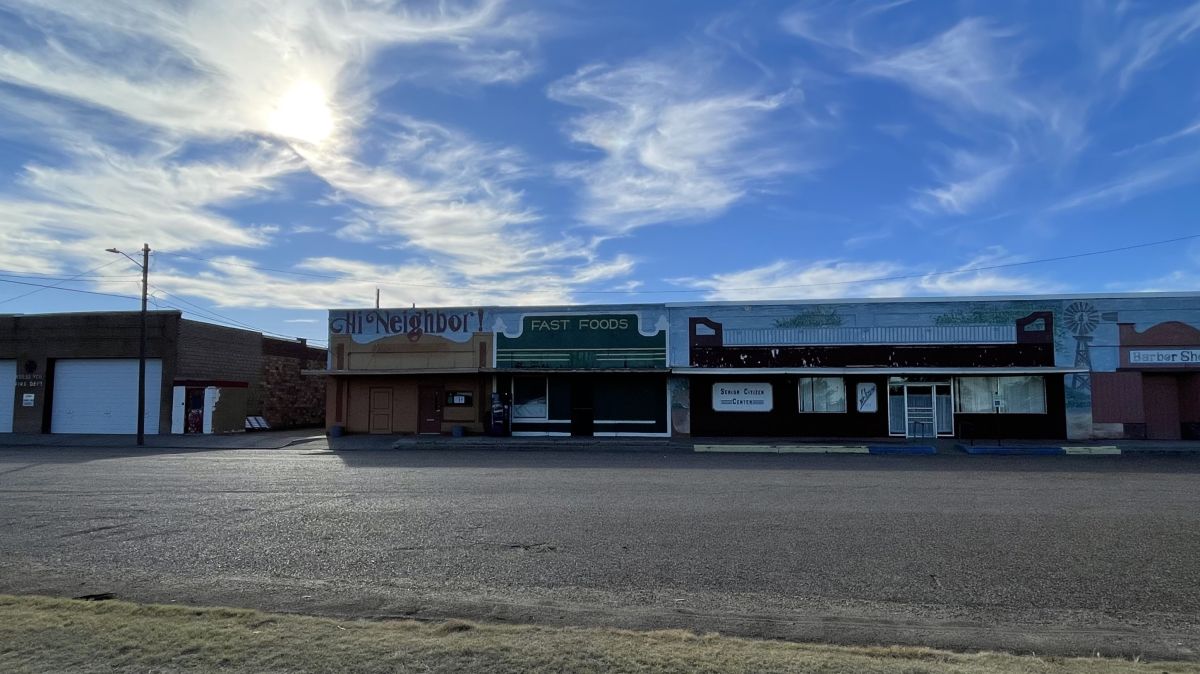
445, 391, 474, 407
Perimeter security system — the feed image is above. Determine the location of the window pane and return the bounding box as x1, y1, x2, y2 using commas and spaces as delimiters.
998, 376, 1046, 414
800, 377, 845, 412
888, 386, 905, 435
935, 386, 953, 434
956, 377, 994, 413
512, 377, 547, 419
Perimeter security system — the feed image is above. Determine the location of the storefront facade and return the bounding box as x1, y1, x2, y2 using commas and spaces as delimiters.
667, 293, 1200, 441
494, 309, 669, 437
323, 305, 670, 437
322, 292, 1200, 442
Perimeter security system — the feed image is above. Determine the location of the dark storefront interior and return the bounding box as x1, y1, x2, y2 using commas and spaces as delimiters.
504, 373, 668, 436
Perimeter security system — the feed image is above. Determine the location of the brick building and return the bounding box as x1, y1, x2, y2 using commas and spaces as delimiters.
0, 311, 325, 435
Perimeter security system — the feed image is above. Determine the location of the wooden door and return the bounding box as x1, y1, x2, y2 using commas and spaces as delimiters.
185, 388, 205, 434
369, 387, 393, 434
418, 386, 443, 434
1143, 375, 1181, 440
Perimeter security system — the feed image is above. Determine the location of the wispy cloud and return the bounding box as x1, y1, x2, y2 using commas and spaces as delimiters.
548, 54, 802, 230
674, 248, 1054, 301
1097, 1, 1200, 91
1047, 150, 1200, 213
858, 19, 1039, 124
140, 253, 634, 310
0, 0, 624, 306
914, 147, 1015, 215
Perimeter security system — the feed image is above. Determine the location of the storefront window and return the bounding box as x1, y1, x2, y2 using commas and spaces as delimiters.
512, 377, 548, 419
799, 377, 846, 413
955, 376, 1046, 414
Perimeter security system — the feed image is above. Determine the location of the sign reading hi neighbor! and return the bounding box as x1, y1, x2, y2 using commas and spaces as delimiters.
712, 383, 773, 412
1129, 348, 1200, 365
329, 308, 485, 342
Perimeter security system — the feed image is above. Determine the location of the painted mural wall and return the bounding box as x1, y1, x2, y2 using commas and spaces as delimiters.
328, 305, 670, 370
667, 295, 1200, 439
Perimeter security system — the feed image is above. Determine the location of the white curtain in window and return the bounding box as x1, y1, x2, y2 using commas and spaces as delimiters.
997, 376, 1046, 413
888, 387, 905, 434
800, 377, 845, 412
956, 377, 995, 413
935, 386, 953, 434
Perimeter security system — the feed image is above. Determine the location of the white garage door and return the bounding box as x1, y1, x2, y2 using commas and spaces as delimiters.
0, 360, 14, 433
51, 359, 162, 434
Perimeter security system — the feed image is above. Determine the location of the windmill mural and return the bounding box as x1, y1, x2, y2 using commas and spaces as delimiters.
1063, 301, 1117, 390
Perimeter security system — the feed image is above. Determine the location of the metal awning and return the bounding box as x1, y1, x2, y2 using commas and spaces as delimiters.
303, 368, 483, 376
673, 367, 1087, 375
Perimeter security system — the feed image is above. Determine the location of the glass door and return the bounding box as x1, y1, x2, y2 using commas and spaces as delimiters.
904, 385, 936, 438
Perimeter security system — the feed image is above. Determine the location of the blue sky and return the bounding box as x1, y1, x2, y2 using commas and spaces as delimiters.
0, 0, 1198, 344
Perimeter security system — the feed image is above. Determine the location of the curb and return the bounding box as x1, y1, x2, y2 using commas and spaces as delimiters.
957, 444, 1121, 456
694, 444, 936, 455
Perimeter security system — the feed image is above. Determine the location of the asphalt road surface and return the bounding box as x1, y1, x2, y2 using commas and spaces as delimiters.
1, 445, 1198, 659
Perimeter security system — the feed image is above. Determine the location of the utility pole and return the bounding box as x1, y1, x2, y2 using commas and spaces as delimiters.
375, 287, 380, 309
137, 243, 149, 446
107, 244, 150, 446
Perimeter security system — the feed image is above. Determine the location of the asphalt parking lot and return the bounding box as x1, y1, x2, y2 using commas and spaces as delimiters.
1, 445, 1198, 659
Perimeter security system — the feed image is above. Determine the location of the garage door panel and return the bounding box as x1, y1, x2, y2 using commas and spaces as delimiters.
0, 360, 14, 433
51, 359, 162, 434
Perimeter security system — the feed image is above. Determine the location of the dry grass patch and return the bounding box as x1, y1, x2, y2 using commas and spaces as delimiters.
0, 594, 1195, 673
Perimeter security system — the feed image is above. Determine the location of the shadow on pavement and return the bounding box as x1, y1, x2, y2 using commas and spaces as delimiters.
325, 445, 1200, 474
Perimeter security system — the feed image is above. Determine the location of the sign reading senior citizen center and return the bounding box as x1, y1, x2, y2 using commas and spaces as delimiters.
1129, 349, 1200, 365
712, 383, 773, 412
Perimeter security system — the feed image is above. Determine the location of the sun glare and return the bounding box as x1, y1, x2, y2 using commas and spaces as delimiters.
268, 81, 335, 144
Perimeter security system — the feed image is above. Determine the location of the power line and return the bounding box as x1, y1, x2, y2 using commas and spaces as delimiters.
147, 282, 323, 343
154, 233, 1200, 295
0, 272, 323, 346
0, 271, 142, 281
0, 259, 127, 305
0, 276, 142, 303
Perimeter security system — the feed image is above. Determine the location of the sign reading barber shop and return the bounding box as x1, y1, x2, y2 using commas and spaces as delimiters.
1129, 348, 1200, 365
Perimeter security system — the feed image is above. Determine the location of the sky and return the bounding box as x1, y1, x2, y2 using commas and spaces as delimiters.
0, 0, 1198, 345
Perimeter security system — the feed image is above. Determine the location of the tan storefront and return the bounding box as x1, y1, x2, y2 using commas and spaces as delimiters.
323, 308, 493, 435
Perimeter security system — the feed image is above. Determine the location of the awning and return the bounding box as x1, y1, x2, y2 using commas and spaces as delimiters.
673, 367, 1087, 375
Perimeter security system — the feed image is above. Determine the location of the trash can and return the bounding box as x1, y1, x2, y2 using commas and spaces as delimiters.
329, 425, 344, 438
451, 425, 465, 438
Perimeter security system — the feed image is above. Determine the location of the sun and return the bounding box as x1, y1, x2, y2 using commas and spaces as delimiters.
268, 81, 335, 144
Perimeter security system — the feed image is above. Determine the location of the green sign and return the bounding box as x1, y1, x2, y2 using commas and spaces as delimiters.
496, 313, 666, 369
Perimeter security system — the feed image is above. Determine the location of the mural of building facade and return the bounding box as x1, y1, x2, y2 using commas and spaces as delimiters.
666, 293, 1200, 440
320, 293, 1200, 441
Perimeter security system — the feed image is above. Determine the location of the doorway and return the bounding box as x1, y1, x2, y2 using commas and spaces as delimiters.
570, 378, 594, 437
369, 387, 392, 434
418, 385, 443, 434
1143, 375, 1182, 440
184, 388, 205, 434
890, 382, 953, 438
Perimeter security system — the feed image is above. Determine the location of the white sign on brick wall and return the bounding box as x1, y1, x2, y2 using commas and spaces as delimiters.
712, 383, 773, 412
1129, 349, 1200, 365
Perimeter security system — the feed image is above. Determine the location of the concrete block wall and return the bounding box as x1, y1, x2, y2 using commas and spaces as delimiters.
175, 321, 264, 414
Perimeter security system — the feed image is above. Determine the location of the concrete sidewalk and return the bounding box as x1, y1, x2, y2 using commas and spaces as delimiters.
0, 429, 324, 450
